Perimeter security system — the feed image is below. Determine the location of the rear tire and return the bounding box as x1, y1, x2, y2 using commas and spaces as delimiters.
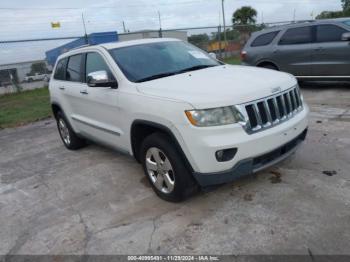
56, 111, 86, 150
140, 132, 198, 202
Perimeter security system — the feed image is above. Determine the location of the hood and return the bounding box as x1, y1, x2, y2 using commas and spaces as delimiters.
136, 65, 297, 109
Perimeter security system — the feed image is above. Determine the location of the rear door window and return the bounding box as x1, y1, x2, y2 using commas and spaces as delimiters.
66, 54, 83, 82
251, 31, 279, 47
316, 24, 347, 43
53, 58, 67, 80
279, 26, 313, 45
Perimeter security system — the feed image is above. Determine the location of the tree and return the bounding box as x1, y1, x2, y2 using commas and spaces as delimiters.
188, 34, 210, 50
28, 62, 47, 76
231, 6, 258, 45
316, 0, 350, 19
316, 11, 346, 19
232, 6, 257, 25
212, 29, 240, 41
342, 0, 350, 12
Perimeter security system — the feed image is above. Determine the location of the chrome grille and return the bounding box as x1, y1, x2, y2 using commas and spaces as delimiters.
238, 86, 303, 134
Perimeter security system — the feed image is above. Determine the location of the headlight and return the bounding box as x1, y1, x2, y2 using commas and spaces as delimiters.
185, 106, 244, 127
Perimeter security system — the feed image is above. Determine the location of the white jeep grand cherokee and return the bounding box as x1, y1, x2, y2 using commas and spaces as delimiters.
49, 38, 308, 202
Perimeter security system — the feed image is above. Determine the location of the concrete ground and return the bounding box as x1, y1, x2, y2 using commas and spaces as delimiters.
0, 83, 349, 255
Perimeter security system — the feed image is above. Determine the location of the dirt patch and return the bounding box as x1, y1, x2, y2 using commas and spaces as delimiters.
243, 193, 253, 201
329, 117, 350, 123
140, 176, 151, 187
269, 170, 282, 184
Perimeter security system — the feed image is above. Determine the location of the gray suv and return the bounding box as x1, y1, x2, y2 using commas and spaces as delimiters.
241, 18, 350, 80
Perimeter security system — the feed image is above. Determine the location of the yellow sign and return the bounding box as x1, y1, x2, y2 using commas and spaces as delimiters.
51, 22, 61, 29
208, 41, 228, 52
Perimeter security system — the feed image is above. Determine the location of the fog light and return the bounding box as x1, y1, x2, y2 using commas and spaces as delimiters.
215, 148, 237, 162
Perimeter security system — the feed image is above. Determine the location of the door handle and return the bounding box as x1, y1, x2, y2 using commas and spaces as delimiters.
59, 86, 65, 90
314, 47, 323, 51
80, 90, 88, 95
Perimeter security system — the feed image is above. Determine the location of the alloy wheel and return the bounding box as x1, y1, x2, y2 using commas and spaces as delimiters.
145, 147, 175, 194
58, 118, 71, 145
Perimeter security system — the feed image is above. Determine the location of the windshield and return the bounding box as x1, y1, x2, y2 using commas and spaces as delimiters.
109, 41, 221, 82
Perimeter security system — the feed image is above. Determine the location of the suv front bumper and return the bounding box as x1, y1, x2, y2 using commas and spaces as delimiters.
192, 128, 307, 186
176, 104, 308, 173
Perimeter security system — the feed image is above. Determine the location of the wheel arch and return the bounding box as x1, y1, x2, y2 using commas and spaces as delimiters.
130, 120, 194, 172
51, 103, 62, 119
51, 103, 76, 130
256, 60, 279, 70
51, 102, 84, 143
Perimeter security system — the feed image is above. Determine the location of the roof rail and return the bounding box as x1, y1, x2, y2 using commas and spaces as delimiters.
265, 19, 316, 29
293, 19, 315, 24
69, 44, 90, 51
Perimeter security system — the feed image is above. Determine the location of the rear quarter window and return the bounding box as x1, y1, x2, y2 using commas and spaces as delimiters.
66, 54, 83, 82
251, 31, 279, 47
53, 58, 67, 80
343, 20, 350, 26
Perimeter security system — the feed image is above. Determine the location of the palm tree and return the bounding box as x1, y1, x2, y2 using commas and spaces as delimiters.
232, 6, 258, 45
232, 6, 257, 25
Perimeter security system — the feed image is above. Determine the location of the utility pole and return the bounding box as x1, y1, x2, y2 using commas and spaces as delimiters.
221, 0, 227, 57
158, 11, 163, 38
122, 21, 127, 33
82, 12, 88, 44
218, 25, 222, 60
293, 9, 296, 22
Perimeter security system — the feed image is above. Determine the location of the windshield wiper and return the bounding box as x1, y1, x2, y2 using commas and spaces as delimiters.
135, 65, 217, 83
135, 72, 177, 83
176, 64, 217, 74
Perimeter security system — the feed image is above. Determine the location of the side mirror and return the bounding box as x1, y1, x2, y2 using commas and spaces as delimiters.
209, 52, 217, 60
341, 32, 350, 41
87, 70, 118, 89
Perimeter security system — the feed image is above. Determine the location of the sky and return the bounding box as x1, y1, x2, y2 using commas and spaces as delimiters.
0, 0, 343, 65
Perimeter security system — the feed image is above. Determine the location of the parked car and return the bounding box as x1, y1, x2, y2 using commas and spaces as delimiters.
49, 38, 309, 202
24, 73, 50, 82
241, 18, 350, 80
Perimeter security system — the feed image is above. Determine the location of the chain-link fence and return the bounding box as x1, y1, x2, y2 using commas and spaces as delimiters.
0, 60, 52, 95
0, 20, 308, 94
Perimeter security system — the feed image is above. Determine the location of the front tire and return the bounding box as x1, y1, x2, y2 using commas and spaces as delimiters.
56, 111, 86, 150
140, 133, 198, 202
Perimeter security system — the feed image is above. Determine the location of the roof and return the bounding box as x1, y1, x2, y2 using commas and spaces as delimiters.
0, 59, 46, 67
55, 37, 181, 62
255, 17, 350, 35
100, 37, 180, 50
